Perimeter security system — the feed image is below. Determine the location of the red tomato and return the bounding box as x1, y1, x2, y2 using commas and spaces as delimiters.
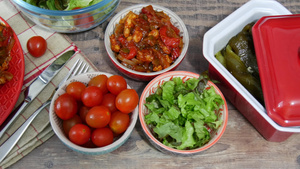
27, 36, 47, 57
72, 7, 94, 28
109, 111, 130, 134
101, 93, 117, 113
54, 93, 78, 120
69, 124, 91, 145
88, 74, 108, 94
115, 89, 139, 114
86, 106, 111, 128
107, 75, 127, 95
81, 138, 97, 148
66, 81, 86, 101
63, 115, 82, 136
91, 128, 114, 147
79, 105, 90, 124
81, 86, 103, 107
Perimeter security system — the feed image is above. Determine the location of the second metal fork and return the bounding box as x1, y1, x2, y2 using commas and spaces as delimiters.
0, 59, 89, 163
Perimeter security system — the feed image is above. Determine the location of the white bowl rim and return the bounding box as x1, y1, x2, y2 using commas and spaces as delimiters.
104, 4, 189, 77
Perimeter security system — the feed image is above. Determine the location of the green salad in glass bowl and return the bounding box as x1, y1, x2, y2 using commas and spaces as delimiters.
12, 0, 120, 33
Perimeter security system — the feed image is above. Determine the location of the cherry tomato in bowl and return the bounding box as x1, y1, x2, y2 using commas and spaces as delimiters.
27, 36, 47, 57
116, 89, 139, 114
49, 72, 139, 155
72, 7, 95, 29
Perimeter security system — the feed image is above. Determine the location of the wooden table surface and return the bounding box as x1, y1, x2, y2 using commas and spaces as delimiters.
10, 0, 300, 168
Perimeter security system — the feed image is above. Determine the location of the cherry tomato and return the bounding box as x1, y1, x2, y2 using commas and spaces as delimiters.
82, 138, 97, 148
63, 114, 82, 136
115, 89, 139, 114
69, 124, 91, 145
72, 7, 94, 28
54, 93, 78, 120
27, 36, 47, 57
107, 75, 127, 95
101, 93, 117, 113
81, 86, 103, 107
88, 74, 108, 94
66, 81, 86, 101
109, 111, 130, 135
91, 128, 114, 147
86, 106, 111, 128
79, 105, 90, 124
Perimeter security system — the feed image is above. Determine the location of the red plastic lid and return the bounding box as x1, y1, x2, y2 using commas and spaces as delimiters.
252, 14, 300, 127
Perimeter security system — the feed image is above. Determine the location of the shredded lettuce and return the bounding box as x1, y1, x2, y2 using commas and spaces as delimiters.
23, 0, 105, 10
144, 76, 224, 150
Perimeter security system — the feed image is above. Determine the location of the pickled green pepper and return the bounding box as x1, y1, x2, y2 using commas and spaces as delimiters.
215, 22, 264, 105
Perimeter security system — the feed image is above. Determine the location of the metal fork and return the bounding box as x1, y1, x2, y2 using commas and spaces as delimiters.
0, 59, 89, 163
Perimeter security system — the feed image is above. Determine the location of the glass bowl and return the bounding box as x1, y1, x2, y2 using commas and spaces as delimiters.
12, 0, 120, 33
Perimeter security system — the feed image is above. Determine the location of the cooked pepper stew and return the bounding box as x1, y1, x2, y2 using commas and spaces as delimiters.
110, 5, 183, 72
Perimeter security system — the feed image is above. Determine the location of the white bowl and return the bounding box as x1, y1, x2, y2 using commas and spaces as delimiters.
104, 4, 189, 81
49, 72, 138, 155
139, 71, 228, 156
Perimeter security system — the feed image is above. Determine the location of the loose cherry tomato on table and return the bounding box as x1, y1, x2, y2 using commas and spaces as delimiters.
81, 86, 103, 107
109, 111, 130, 135
27, 36, 47, 57
115, 89, 139, 114
107, 75, 127, 95
86, 106, 111, 128
72, 7, 95, 28
63, 114, 82, 136
69, 124, 91, 145
88, 74, 108, 94
91, 127, 114, 147
54, 93, 78, 120
66, 81, 86, 101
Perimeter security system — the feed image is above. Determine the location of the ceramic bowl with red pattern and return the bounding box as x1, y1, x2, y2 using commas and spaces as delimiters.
138, 71, 228, 156
104, 4, 189, 81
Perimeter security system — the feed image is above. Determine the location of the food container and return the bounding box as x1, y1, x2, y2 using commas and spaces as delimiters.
203, 0, 300, 142
12, 0, 120, 33
139, 71, 228, 155
49, 72, 138, 155
0, 17, 24, 126
252, 14, 300, 127
104, 4, 189, 81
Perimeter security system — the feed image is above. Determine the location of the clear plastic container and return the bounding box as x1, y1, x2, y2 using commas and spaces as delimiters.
12, 0, 120, 33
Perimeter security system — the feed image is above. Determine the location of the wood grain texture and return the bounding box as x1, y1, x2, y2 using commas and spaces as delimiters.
10, 0, 300, 168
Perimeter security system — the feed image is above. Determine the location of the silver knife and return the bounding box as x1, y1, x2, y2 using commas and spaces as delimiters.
0, 50, 75, 139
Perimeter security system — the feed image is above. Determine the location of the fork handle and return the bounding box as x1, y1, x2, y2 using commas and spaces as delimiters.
0, 100, 51, 163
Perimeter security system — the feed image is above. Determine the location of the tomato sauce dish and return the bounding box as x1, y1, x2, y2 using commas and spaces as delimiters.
104, 4, 189, 81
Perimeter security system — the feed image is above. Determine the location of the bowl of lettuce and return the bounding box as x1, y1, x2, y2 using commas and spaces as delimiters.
139, 71, 228, 156
12, 0, 120, 33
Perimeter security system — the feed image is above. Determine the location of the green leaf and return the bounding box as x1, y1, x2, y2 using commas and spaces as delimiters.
162, 80, 175, 105
177, 121, 196, 150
